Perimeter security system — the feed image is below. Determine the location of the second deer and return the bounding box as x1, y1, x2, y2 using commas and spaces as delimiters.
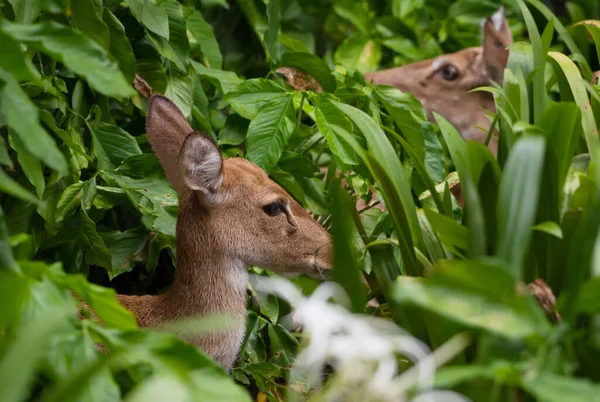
365, 7, 513, 156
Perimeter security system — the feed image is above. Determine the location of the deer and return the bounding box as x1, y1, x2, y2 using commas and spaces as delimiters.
82, 94, 332, 371
364, 7, 513, 157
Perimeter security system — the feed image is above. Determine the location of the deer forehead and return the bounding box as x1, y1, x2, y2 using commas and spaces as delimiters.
221, 158, 290, 202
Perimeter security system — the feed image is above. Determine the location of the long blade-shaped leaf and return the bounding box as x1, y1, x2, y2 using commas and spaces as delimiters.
496, 135, 546, 279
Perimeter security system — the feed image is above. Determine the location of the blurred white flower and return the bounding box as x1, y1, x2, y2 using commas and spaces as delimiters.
251, 276, 471, 402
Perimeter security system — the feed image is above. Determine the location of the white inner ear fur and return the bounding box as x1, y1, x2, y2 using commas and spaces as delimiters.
491, 7, 505, 32
179, 133, 224, 195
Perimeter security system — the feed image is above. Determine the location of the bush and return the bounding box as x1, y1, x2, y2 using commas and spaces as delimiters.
2, 0, 600, 401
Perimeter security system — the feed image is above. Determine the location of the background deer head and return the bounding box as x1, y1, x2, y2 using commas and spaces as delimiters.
365, 8, 513, 155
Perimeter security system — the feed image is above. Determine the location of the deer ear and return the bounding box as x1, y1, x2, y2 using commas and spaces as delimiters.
146, 95, 193, 193
482, 7, 514, 84
178, 132, 224, 206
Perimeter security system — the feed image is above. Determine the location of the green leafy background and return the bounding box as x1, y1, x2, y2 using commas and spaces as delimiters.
2, 0, 600, 401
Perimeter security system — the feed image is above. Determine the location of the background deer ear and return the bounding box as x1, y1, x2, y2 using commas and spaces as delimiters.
482, 7, 514, 84
146, 95, 193, 193
178, 132, 224, 205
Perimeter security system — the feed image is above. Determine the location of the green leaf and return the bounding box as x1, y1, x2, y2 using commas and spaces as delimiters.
0, 168, 42, 205
187, 10, 222, 69
103, 8, 136, 84
267, 324, 298, 366
522, 372, 600, 402
0, 69, 67, 174
55, 182, 85, 223
0, 307, 69, 402
496, 135, 546, 279
0, 205, 18, 272
532, 221, 563, 239
0, 31, 41, 82
147, 0, 189, 72
8, 0, 69, 24
313, 97, 357, 165
165, 65, 195, 119
0, 20, 135, 99
277, 52, 336, 93
246, 94, 296, 173
393, 259, 550, 341
90, 121, 142, 170
192, 61, 242, 95
100, 228, 148, 277
218, 114, 248, 146
70, 0, 110, 51
549, 51, 600, 171
333, 101, 422, 272
334, 35, 381, 73
78, 208, 112, 270
330, 179, 367, 313
8, 132, 45, 198
264, 0, 281, 63
423, 208, 468, 255
225, 78, 287, 120
125, 0, 169, 39
576, 277, 600, 314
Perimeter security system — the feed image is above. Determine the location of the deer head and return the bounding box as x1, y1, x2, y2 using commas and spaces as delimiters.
146, 95, 332, 279
113, 95, 331, 371
365, 8, 513, 155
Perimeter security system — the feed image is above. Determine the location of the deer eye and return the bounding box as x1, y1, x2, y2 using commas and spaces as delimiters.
440, 64, 459, 81
263, 202, 285, 216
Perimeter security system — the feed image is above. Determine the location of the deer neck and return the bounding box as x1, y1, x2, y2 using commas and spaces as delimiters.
118, 191, 249, 328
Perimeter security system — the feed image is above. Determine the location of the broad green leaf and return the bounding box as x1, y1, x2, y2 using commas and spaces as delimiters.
78, 208, 112, 269
0, 20, 135, 98
8, 132, 44, 198
0, 69, 67, 174
225, 78, 287, 120
187, 10, 223, 69
165, 65, 195, 118
576, 277, 600, 314
147, 0, 189, 72
100, 228, 148, 277
0, 205, 18, 272
192, 61, 242, 95
522, 372, 600, 402
313, 97, 357, 165
55, 182, 86, 223
334, 35, 381, 73
8, 0, 69, 24
125, 0, 169, 39
393, 260, 550, 341
70, 0, 110, 50
0, 31, 40, 82
264, 0, 281, 63
532, 221, 563, 239
267, 324, 298, 366
0, 307, 69, 402
103, 8, 136, 84
0, 168, 42, 205
277, 52, 336, 93
246, 94, 296, 173
90, 121, 142, 170
496, 135, 546, 279
218, 114, 248, 146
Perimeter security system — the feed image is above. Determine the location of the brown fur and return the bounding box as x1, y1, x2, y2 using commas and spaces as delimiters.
109, 95, 332, 371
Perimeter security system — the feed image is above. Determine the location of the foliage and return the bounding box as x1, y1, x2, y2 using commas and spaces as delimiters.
2, 0, 600, 401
